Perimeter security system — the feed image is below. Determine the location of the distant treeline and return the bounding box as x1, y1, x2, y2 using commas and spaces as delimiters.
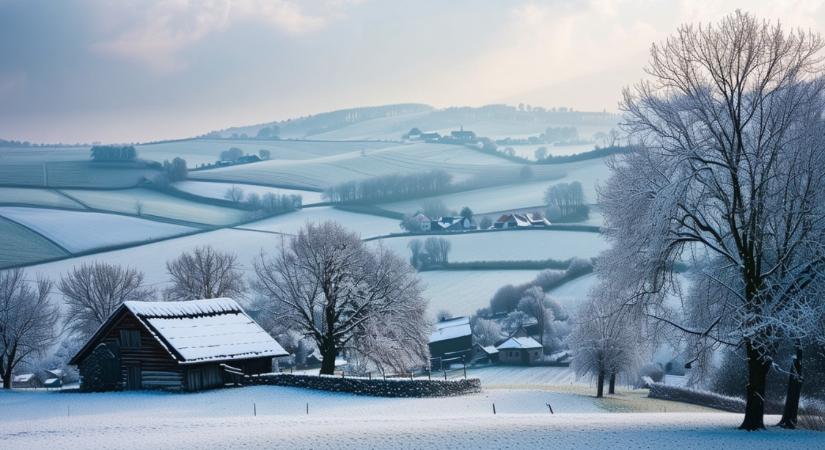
535, 145, 632, 164
418, 258, 573, 271
90, 145, 137, 162
324, 170, 452, 203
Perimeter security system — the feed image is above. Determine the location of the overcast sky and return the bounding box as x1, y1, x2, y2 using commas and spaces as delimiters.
2, 0, 824, 143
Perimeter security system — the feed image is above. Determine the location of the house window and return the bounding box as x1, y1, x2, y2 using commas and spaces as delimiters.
119, 329, 141, 348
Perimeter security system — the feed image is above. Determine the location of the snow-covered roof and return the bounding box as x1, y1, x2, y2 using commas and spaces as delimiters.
429, 316, 472, 343
496, 337, 542, 350
125, 298, 288, 364
13, 373, 35, 382
481, 345, 499, 355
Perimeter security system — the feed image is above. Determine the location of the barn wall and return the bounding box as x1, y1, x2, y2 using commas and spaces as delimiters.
81, 312, 183, 390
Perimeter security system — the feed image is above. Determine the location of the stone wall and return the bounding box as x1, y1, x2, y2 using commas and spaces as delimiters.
252, 373, 481, 398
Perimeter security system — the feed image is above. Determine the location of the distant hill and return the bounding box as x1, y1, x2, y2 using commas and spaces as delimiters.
206, 104, 619, 141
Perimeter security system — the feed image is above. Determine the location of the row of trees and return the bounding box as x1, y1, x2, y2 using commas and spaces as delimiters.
0, 222, 430, 385
90, 145, 137, 162
544, 181, 588, 222
324, 170, 452, 203
407, 237, 451, 269
223, 186, 302, 213
588, 11, 825, 430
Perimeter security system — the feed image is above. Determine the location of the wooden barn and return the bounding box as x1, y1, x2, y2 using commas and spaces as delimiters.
428, 317, 473, 370
69, 298, 288, 392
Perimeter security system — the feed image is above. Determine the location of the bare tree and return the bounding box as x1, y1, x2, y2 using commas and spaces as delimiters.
224, 185, 244, 203
604, 11, 825, 429
253, 221, 429, 375
58, 262, 152, 339
0, 269, 59, 389
424, 237, 451, 265
471, 318, 503, 347
544, 181, 586, 218
165, 246, 246, 300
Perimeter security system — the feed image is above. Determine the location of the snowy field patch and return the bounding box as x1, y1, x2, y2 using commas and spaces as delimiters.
0, 207, 196, 253
419, 270, 542, 316
173, 181, 325, 205
0, 187, 85, 209
0, 387, 815, 450
241, 206, 401, 239
372, 230, 608, 263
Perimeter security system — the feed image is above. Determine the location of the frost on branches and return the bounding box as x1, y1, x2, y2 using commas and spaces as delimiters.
599, 11, 825, 429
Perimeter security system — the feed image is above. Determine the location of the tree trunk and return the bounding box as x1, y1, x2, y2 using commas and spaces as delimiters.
596, 370, 605, 398
740, 342, 771, 431
609, 372, 616, 395
319, 343, 338, 376
778, 346, 803, 429
2, 358, 12, 389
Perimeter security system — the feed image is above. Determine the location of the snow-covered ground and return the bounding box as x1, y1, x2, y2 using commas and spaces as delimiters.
548, 273, 599, 311
241, 206, 401, 239
60, 188, 250, 226
173, 180, 325, 205
25, 228, 287, 289
0, 387, 817, 450
0, 187, 85, 209
419, 270, 542, 317
372, 230, 608, 263
0, 206, 196, 253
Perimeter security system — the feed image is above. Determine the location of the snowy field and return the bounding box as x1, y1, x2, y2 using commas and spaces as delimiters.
0, 216, 68, 268
0, 207, 196, 253
173, 180, 325, 205
372, 230, 608, 263
61, 188, 250, 226
190, 143, 521, 189
419, 270, 542, 316
24, 228, 287, 289
0, 387, 817, 450
136, 139, 396, 166
0, 187, 85, 209
380, 157, 609, 215
241, 206, 401, 239
548, 273, 599, 311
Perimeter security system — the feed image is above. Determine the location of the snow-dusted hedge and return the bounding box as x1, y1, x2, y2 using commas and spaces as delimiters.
253, 373, 481, 397
645, 378, 782, 413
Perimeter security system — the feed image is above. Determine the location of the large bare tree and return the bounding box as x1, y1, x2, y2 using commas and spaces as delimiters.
165, 246, 246, 300
58, 262, 152, 339
1, 269, 59, 389
602, 11, 825, 429
254, 221, 429, 375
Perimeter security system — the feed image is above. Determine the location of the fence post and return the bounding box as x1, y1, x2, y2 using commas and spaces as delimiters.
427, 369, 431, 381
493, 403, 496, 415
254, 402, 257, 417
463, 357, 467, 380
368, 372, 371, 380
306, 402, 309, 415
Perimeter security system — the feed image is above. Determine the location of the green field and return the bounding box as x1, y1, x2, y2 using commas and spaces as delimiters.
0, 216, 68, 268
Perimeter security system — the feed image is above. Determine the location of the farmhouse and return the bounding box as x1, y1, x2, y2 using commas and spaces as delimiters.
493, 213, 551, 229
431, 216, 475, 232
69, 298, 288, 392
496, 337, 543, 366
428, 316, 473, 370
450, 127, 477, 142
12, 373, 41, 389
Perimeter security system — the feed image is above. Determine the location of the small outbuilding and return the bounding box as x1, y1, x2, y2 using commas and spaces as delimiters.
12, 373, 41, 389
428, 317, 473, 370
70, 298, 288, 392
496, 337, 543, 366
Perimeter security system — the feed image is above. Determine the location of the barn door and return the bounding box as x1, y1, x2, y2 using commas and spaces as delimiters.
126, 365, 142, 390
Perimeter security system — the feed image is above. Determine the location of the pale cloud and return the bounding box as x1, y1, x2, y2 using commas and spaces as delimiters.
93, 0, 359, 72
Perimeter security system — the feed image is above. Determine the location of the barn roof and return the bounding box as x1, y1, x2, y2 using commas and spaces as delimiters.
429, 316, 472, 343
496, 336, 542, 350
70, 298, 287, 365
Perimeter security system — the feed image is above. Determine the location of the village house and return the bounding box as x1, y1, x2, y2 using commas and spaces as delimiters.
411, 212, 433, 231
431, 216, 475, 232
12, 373, 41, 389
496, 337, 544, 366
450, 127, 477, 143
492, 213, 551, 229
69, 298, 288, 392
428, 316, 473, 370
473, 344, 499, 364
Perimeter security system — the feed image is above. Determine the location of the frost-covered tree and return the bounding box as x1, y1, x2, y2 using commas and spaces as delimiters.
570, 297, 641, 397
254, 221, 428, 375
58, 262, 152, 339
165, 246, 246, 300
603, 11, 825, 429
517, 286, 548, 345
472, 318, 503, 347
0, 269, 59, 389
